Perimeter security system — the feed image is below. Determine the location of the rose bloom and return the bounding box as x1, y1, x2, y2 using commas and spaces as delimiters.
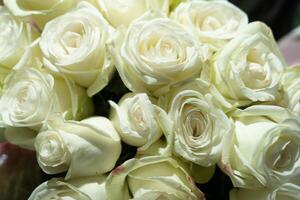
158, 78, 232, 167
109, 93, 165, 151
0, 68, 93, 149
106, 156, 205, 200
29, 176, 107, 200
211, 22, 286, 107
111, 11, 206, 97
172, 0, 248, 52
35, 116, 121, 179
221, 105, 300, 189
40, 2, 115, 96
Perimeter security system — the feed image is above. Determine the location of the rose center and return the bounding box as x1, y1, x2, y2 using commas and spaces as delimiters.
200, 16, 222, 31
140, 35, 181, 64
241, 48, 272, 89
13, 83, 38, 117
266, 137, 299, 171
17, 86, 29, 104
39, 133, 65, 164
60, 23, 85, 55
184, 106, 209, 138
130, 104, 147, 132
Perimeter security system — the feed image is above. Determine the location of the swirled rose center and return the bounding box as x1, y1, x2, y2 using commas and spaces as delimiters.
266, 137, 299, 171
13, 83, 37, 117
199, 16, 222, 31
130, 104, 147, 132
189, 9, 223, 32
60, 23, 85, 55
17, 85, 29, 104
182, 103, 210, 138
186, 111, 207, 137
242, 48, 271, 89
248, 64, 266, 79
139, 33, 183, 64
38, 133, 66, 164
188, 6, 239, 33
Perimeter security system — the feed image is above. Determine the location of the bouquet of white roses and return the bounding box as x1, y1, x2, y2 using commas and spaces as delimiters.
0, 0, 300, 199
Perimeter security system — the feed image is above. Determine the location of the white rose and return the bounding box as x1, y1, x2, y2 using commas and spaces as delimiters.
40, 2, 115, 97
109, 93, 165, 151
212, 22, 286, 107
29, 176, 107, 200
35, 116, 121, 179
0, 68, 93, 149
111, 11, 205, 97
106, 156, 205, 200
172, 0, 248, 51
4, 0, 76, 27
96, 0, 170, 27
158, 79, 232, 167
281, 65, 300, 117
230, 183, 300, 200
221, 105, 300, 189
0, 6, 34, 87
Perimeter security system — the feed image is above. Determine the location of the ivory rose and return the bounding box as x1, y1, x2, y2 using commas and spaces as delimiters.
40, 2, 115, 96
109, 93, 165, 151
212, 22, 286, 107
221, 105, 300, 189
0, 68, 93, 149
172, 0, 248, 51
111, 11, 206, 97
35, 116, 121, 179
158, 78, 232, 167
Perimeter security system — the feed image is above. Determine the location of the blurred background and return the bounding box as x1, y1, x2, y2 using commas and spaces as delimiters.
231, 0, 300, 39
1, 0, 300, 199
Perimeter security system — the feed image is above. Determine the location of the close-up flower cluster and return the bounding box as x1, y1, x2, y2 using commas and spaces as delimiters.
0, 0, 299, 199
